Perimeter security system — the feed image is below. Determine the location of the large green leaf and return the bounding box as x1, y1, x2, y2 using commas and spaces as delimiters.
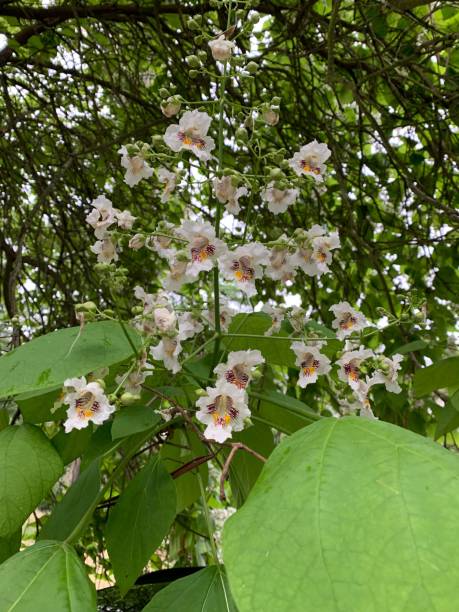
250, 390, 319, 434
111, 405, 161, 440
0, 541, 97, 611
224, 417, 459, 612
434, 390, 459, 439
413, 356, 459, 397
105, 455, 177, 594
39, 459, 101, 543
0, 530, 21, 564
0, 425, 64, 537
142, 566, 237, 612
0, 321, 141, 399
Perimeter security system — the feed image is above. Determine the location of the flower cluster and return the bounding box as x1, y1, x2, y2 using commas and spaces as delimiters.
86, 195, 136, 263
196, 350, 264, 442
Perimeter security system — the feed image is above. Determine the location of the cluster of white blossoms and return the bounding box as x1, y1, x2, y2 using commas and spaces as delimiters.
86, 195, 136, 263
196, 350, 264, 442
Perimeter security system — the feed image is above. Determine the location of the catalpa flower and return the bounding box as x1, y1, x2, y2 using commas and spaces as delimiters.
265, 244, 295, 282
118, 146, 154, 187
204, 301, 236, 332
163, 255, 195, 292
367, 354, 403, 394
157, 167, 177, 203
90, 237, 118, 264
161, 96, 181, 118
86, 195, 117, 239
150, 336, 182, 374
288, 140, 331, 182
291, 225, 340, 277
196, 381, 250, 443
163, 110, 215, 162
262, 303, 285, 336
291, 341, 331, 388
330, 301, 368, 340
147, 222, 177, 260
116, 209, 137, 230
337, 347, 374, 391
63, 377, 114, 432
153, 307, 177, 334
261, 183, 299, 215
115, 369, 150, 396
214, 350, 265, 389
208, 35, 235, 62
178, 312, 204, 341
220, 243, 269, 296
213, 176, 249, 215
177, 220, 226, 277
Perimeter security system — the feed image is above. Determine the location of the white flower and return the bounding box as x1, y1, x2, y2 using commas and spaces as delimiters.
150, 337, 182, 374
208, 35, 235, 62
196, 381, 250, 443
116, 209, 136, 230
265, 244, 296, 281
261, 183, 299, 215
291, 342, 331, 387
134, 286, 156, 313
90, 237, 118, 263
330, 301, 368, 340
86, 195, 117, 239
205, 301, 236, 332
291, 225, 339, 277
220, 243, 269, 296
161, 96, 181, 118
214, 350, 264, 389
129, 234, 145, 250
154, 307, 177, 333
337, 347, 374, 391
118, 146, 154, 187
262, 108, 279, 126
367, 354, 403, 394
147, 223, 177, 260
288, 140, 331, 182
262, 303, 285, 336
177, 220, 226, 277
115, 370, 148, 395
63, 377, 114, 432
157, 167, 177, 203
163, 255, 195, 292
288, 306, 309, 333
178, 312, 204, 341
213, 176, 249, 215
163, 110, 215, 161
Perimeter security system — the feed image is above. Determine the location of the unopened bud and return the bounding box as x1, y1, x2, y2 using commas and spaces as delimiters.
103, 309, 115, 317
246, 61, 259, 74
159, 88, 170, 98
95, 379, 106, 390
186, 54, 201, 68
129, 234, 145, 250
75, 301, 97, 313
236, 126, 248, 142
131, 305, 144, 315
120, 392, 140, 405
187, 18, 200, 30
188, 69, 199, 79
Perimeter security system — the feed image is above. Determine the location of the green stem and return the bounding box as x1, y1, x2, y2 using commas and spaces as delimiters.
197, 472, 220, 565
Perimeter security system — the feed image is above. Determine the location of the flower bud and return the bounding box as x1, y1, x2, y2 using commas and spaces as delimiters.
236, 126, 248, 142
103, 309, 115, 317
262, 108, 279, 126
194, 34, 204, 45
246, 61, 259, 74
75, 301, 97, 313
159, 88, 170, 98
161, 96, 181, 118
269, 167, 285, 180
186, 54, 201, 68
208, 35, 235, 62
188, 69, 199, 79
186, 18, 200, 30
129, 234, 145, 250
197, 50, 207, 62
120, 392, 141, 405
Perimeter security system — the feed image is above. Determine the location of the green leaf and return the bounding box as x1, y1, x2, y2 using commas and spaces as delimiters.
226, 423, 274, 507
0, 541, 97, 611
39, 459, 101, 542
391, 340, 427, 355
160, 430, 209, 513
434, 390, 459, 439
15, 387, 63, 423
0, 425, 64, 537
0, 530, 21, 564
224, 417, 459, 612
413, 356, 459, 396
0, 321, 141, 399
52, 425, 93, 465
223, 313, 295, 367
142, 566, 237, 612
111, 405, 161, 440
249, 390, 320, 434
105, 455, 177, 594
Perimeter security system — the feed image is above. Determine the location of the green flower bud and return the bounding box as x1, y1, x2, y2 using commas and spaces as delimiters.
75, 301, 97, 313
194, 34, 204, 45
131, 305, 144, 315
186, 54, 201, 68
159, 88, 170, 98
197, 50, 207, 61
245, 61, 259, 74
236, 126, 249, 142
187, 18, 200, 31
103, 309, 115, 317
120, 392, 141, 405
269, 167, 285, 180
188, 69, 199, 79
